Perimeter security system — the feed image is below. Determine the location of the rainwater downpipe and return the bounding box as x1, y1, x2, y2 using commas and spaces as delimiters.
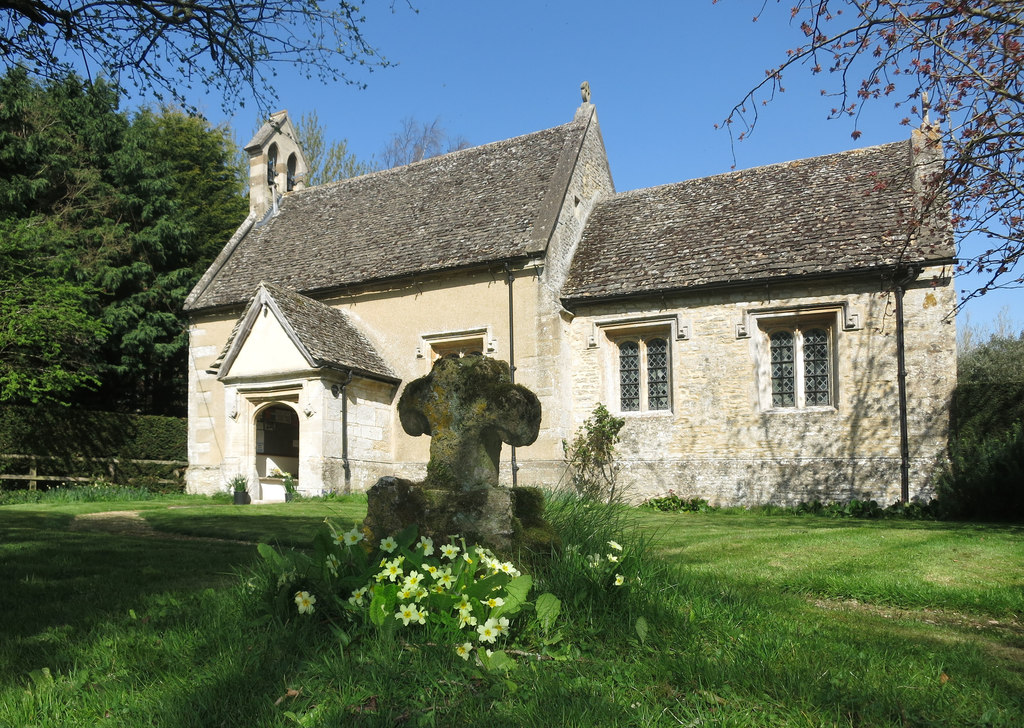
504, 263, 519, 487
340, 369, 353, 491
894, 266, 918, 503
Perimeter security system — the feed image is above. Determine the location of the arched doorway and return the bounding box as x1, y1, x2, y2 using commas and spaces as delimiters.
255, 404, 300, 490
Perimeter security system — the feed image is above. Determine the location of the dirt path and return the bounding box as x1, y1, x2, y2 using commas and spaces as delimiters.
69, 509, 254, 544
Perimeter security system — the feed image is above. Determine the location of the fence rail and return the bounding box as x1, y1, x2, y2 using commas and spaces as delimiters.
0, 454, 187, 490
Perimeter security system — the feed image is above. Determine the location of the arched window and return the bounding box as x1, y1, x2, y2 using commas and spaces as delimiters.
267, 143, 278, 189
286, 153, 297, 191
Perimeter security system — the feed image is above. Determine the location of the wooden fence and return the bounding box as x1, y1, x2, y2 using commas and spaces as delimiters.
0, 454, 187, 490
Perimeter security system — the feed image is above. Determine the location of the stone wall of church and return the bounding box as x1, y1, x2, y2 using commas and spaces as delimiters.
565, 266, 957, 506
526, 108, 616, 470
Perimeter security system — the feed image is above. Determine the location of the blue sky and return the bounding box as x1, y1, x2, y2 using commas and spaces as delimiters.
189, 0, 1020, 334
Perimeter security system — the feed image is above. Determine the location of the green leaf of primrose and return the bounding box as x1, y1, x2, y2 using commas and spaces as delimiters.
466, 572, 510, 599
481, 649, 515, 673
257, 542, 284, 569
634, 615, 648, 646
535, 592, 561, 632
493, 574, 531, 618
368, 593, 388, 628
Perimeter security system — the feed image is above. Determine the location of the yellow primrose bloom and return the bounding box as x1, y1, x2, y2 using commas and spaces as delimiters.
440, 543, 461, 560
455, 642, 473, 661
325, 554, 340, 576
438, 570, 455, 589
343, 527, 364, 546
294, 591, 316, 615
379, 536, 398, 553
477, 618, 499, 643
398, 585, 417, 601
458, 610, 478, 629
608, 540, 623, 551
416, 536, 434, 556
384, 560, 404, 582
614, 574, 625, 586
396, 603, 417, 625
485, 596, 505, 609
403, 570, 424, 588
424, 564, 439, 577
455, 594, 471, 611
462, 552, 474, 564
349, 586, 368, 606
607, 553, 620, 563
332, 531, 345, 547
494, 616, 510, 635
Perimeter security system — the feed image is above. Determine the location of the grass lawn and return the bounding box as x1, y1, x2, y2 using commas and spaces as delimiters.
1, 496, 1021, 726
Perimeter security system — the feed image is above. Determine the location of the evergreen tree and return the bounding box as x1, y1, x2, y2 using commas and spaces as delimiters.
0, 69, 246, 414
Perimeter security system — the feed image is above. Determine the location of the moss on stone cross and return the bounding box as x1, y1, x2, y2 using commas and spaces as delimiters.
398, 356, 541, 491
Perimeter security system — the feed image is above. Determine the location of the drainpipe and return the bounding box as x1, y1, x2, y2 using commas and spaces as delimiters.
340, 370, 353, 491
504, 263, 519, 487
893, 266, 919, 503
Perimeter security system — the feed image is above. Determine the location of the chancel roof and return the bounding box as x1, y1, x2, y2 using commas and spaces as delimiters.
185, 117, 590, 312
561, 140, 954, 304
214, 282, 397, 382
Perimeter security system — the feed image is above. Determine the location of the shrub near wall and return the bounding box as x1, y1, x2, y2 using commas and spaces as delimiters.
0, 405, 186, 489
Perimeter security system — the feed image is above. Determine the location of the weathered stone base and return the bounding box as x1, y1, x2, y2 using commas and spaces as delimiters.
363, 477, 558, 554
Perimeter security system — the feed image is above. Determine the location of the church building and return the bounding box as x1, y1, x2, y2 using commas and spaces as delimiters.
183, 98, 956, 506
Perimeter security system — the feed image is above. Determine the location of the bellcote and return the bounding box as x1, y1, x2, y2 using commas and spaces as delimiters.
244, 110, 309, 219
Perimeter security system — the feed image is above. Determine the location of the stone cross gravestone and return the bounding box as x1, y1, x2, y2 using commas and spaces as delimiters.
363, 356, 553, 552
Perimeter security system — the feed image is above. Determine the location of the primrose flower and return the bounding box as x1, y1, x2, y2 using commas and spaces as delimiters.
477, 618, 499, 643
485, 596, 505, 609
499, 561, 519, 576
403, 570, 425, 589
424, 564, 439, 578
343, 527, 364, 546
608, 540, 623, 552
458, 610, 478, 629
294, 591, 316, 615
588, 554, 602, 568
494, 616, 510, 635
416, 536, 435, 556
383, 558, 404, 582
349, 586, 368, 607
437, 569, 455, 589
379, 536, 398, 553
462, 552, 474, 564
615, 574, 625, 586
398, 585, 417, 601
396, 603, 418, 626
325, 554, 340, 576
332, 531, 346, 547
456, 642, 473, 661
607, 553, 620, 563
455, 594, 471, 611
440, 543, 461, 560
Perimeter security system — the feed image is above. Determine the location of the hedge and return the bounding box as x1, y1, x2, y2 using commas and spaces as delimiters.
0, 405, 186, 488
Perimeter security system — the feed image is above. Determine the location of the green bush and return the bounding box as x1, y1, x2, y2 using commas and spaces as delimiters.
639, 492, 716, 513
936, 423, 1024, 521
936, 332, 1024, 521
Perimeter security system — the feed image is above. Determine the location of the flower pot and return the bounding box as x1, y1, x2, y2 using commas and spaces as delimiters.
233, 491, 251, 505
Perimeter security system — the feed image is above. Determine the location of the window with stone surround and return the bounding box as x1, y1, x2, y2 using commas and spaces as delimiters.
761, 320, 834, 409
616, 334, 671, 413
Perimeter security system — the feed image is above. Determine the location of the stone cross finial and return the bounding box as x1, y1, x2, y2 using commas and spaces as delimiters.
399, 356, 541, 491
580, 81, 591, 103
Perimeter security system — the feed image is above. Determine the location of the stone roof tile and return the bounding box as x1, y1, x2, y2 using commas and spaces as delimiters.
562, 140, 953, 303
186, 119, 589, 312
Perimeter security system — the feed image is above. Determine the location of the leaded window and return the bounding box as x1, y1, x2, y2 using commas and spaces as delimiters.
770, 331, 796, 407
619, 341, 640, 411
766, 324, 832, 409
617, 336, 670, 412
